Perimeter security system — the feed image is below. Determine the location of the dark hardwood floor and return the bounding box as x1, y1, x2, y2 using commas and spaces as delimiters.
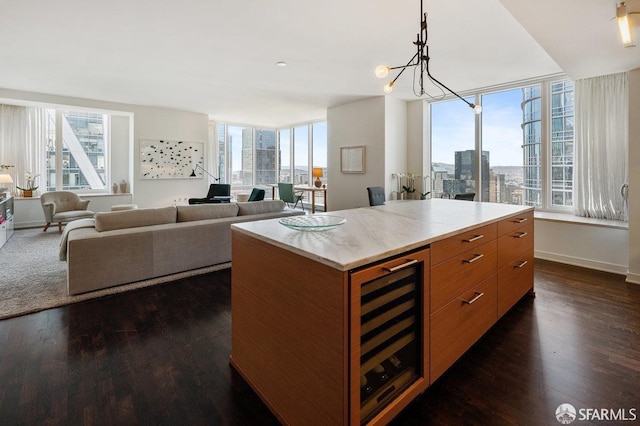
0, 260, 638, 425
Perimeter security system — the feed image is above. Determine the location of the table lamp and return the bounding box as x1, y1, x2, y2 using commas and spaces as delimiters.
312, 168, 323, 188
0, 173, 13, 196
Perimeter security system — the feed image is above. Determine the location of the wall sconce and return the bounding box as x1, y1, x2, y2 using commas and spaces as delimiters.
312, 167, 323, 188
190, 164, 220, 181
617, 2, 639, 47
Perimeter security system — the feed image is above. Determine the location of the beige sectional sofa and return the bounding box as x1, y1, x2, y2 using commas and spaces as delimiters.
62, 200, 304, 295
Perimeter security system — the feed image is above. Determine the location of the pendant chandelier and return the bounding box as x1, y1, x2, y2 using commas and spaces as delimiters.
375, 0, 482, 114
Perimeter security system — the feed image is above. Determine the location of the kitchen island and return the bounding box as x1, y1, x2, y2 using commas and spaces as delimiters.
230, 199, 534, 425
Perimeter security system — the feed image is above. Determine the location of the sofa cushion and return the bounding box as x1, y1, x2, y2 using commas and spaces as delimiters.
237, 200, 286, 216
95, 206, 177, 232
177, 203, 239, 222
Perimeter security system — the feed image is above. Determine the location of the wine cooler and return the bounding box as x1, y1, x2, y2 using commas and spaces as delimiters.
349, 248, 429, 425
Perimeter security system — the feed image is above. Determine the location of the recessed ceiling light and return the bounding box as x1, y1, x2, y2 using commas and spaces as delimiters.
276, 61, 288, 67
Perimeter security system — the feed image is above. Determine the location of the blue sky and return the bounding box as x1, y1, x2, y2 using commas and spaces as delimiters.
431, 88, 524, 167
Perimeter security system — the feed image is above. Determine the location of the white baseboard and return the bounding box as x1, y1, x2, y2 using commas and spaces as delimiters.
15, 220, 46, 229
624, 273, 640, 285
534, 250, 628, 276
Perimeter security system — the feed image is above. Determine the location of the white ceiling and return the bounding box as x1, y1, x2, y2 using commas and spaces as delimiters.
0, 0, 638, 128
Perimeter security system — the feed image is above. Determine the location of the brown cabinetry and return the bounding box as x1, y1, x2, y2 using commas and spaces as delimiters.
429, 223, 499, 383
230, 205, 534, 425
497, 211, 534, 318
430, 274, 497, 381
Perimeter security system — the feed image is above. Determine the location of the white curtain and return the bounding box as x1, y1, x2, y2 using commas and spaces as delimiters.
574, 72, 629, 221
0, 104, 48, 194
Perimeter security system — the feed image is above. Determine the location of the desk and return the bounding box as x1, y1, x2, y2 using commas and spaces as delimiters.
268, 184, 327, 213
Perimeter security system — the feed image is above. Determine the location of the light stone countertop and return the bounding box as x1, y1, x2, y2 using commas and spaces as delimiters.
231, 199, 533, 271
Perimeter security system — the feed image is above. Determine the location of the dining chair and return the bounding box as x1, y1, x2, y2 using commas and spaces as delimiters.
367, 186, 386, 206
247, 188, 265, 202
454, 192, 475, 201
278, 183, 304, 211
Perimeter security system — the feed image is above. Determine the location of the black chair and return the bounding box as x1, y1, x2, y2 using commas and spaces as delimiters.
367, 187, 385, 206
454, 192, 475, 201
247, 188, 265, 202
188, 184, 232, 204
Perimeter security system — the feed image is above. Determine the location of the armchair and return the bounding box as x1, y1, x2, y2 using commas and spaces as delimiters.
40, 191, 95, 233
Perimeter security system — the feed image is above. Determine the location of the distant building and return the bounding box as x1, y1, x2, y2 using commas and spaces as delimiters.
489, 171, 506, 203
454, 150, 489, 200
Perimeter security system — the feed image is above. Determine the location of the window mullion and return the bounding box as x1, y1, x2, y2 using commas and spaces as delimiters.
55, 110, 63, 190
541, 81, 550, 209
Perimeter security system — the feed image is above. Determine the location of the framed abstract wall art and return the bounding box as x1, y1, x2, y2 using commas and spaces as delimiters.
340, 145, 366, 173
139, 139, 204, 179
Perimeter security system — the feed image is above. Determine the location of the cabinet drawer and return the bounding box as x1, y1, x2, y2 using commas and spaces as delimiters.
431, 240, 497, 313
431, 223, 497, 265
497, 210, 533, 236
430, 274, 497, 383
497, 251, 534, 318
497, 222, 534, 267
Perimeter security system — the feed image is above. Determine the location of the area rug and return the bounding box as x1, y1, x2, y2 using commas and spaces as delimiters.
0, 228, 231, 320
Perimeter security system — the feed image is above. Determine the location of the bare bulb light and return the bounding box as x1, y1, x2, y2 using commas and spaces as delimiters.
375, 65, 390, 78
472, 104, 482, 114
383, 82, 394, 94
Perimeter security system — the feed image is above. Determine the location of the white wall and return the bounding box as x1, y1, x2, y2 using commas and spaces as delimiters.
407, 100, 429, 194
110, 114, 132, 192
132, 107, 208, 208
0, 88, 210, 223
384, 97, 408, 198
327, 97, 386, 211
535, 218, 628, 275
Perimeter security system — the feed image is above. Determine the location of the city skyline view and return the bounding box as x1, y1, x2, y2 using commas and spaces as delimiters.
431, 81, 574, 206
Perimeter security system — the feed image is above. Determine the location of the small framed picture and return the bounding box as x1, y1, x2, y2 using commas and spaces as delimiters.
340, 146, 365, 173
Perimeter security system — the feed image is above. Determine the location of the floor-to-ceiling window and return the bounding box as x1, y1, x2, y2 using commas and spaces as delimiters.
481, 86, 541, 206
522, 85, 542, 207
46, 110, 109, 192
430, 77, 574, 211
255, 129, 277, 185
279, 128, 291, 182
550, 80, 574, 208
228, 125, 252, 190
216, 121, 328, 209
293, 125, 309, 185
431, 97, 476, 199
217, 123, 226, 184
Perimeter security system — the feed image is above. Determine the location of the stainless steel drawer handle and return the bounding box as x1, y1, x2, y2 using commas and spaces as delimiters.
463, 234, 484, 243
515, 232, 528, 239
463, 253, 484, 264
462, 292, 484, 305
514, 217, 528, 223
383, 259, 418, 272
515, 260, 528, 269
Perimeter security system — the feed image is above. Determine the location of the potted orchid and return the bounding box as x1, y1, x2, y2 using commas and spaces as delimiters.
16, 172, 40, 197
